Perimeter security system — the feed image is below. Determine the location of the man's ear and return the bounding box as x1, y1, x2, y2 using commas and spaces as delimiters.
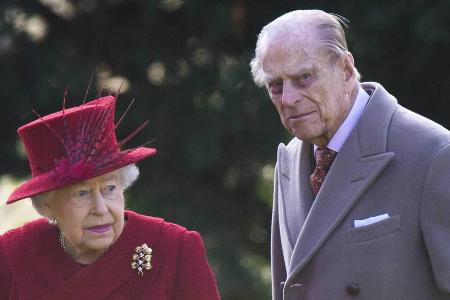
342, 52, 357, 92
343, 52, 355, 80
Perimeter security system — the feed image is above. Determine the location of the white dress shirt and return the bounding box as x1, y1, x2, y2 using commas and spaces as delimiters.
315, 86, 370, 152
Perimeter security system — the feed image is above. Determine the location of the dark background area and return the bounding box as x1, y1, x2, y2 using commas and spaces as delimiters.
0, 0, 449, 299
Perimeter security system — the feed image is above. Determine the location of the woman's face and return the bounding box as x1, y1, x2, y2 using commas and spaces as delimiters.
44, 171, 125, 264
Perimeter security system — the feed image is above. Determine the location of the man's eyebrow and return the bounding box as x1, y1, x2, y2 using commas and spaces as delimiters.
264, 67, 316, 84
265, 74, 284, 85
292, 66, 315, 77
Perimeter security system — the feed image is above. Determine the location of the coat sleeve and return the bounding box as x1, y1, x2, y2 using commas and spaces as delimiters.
271, 163, 287, 300
0, 235, 12, 299
172, 231, 221, 300
421, 143, 450, 294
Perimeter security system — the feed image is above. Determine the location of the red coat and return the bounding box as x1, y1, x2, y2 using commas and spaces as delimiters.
0, 210, 221, 300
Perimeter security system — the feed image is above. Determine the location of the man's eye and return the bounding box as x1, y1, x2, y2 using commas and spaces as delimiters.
268, 81, 283, 94
298, 73, 312, 82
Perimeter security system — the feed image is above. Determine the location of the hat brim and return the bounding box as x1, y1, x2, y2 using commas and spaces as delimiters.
7, 147, 157, 204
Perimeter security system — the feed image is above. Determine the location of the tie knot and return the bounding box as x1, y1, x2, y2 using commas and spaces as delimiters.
314, 147, 337, 170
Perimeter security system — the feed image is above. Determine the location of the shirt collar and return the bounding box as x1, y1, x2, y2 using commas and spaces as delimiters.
314, 86, 370, 152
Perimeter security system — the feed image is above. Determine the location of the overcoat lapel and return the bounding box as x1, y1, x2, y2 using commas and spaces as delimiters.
277, 141, 314, 254
287, 83, 398, 280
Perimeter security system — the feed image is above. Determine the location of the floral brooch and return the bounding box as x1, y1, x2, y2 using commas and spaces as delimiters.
131, 243, 153, 276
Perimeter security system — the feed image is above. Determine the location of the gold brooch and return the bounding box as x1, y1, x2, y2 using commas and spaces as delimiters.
131, 243, 153, 276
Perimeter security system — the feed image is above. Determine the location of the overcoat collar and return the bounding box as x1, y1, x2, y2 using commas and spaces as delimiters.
285, 82, 397, 281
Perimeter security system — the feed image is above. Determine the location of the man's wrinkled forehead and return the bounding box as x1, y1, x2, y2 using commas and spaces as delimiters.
260, 30, 322, 78
262, 47, 314, 81
258, 17, 322, 68
260, 19, 317, 55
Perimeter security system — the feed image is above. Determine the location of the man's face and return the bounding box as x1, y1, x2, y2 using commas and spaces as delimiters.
260, 33, 355, 146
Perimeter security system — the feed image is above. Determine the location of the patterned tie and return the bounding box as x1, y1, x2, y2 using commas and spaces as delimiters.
310, 147, 338, 197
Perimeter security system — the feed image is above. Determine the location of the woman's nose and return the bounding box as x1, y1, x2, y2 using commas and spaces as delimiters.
91, 190, 108, 214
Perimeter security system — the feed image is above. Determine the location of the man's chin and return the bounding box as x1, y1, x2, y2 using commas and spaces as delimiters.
291, 129, 311, 141
292, 131, 324, 145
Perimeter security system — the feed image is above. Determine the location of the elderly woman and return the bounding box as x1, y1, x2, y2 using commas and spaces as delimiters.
0, 96, 221, 299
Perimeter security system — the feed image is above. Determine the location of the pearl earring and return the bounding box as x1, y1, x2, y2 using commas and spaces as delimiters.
48, 217, 57, 225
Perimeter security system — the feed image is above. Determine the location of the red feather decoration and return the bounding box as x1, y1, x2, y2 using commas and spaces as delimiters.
32, 89, 150, 183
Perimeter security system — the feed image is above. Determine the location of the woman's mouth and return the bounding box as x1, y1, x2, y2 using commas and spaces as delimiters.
86, 224, 112, 234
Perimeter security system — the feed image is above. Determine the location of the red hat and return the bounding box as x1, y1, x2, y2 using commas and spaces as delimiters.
7, 95, 157, 204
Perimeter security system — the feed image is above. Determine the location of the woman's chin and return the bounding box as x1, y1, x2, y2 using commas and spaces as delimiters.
79, 223, 123, 253
82, 234, 115, 251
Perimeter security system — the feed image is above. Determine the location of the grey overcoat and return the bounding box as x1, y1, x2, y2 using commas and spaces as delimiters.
272, 82, 450, 299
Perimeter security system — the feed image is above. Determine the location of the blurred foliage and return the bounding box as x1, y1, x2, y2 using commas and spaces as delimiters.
0, 0, 449, 299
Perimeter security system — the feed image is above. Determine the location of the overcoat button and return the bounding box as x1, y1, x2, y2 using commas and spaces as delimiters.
347, 282, 360, 296
280, 281, 285, 287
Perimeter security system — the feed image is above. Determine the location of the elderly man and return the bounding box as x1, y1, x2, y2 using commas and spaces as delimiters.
251, 9, 450, 300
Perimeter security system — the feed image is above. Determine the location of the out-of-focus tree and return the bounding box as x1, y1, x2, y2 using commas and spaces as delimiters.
0, 1, 449, 298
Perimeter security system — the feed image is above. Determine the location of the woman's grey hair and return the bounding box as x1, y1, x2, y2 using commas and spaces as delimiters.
250, 9, 361, 87
31, 164, 140, 216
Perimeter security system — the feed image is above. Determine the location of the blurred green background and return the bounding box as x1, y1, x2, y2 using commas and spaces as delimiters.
0, 0, 449, 299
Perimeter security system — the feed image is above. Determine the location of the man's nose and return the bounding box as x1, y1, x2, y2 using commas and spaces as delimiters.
281, 80, 300, 107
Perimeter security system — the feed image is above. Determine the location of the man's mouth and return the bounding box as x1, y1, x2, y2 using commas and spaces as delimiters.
288, 111, 315, 120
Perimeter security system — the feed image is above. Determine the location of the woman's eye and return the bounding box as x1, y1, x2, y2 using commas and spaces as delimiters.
104, 185, 116, 194
77, 190, 90, 198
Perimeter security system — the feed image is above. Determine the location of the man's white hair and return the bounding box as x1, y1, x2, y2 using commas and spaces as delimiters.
31, 164, 140, 216
250, 9, 361, 87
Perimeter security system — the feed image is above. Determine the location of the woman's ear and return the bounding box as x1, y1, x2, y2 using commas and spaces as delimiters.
40, 201, 53, 219
38, 192, 55, 219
